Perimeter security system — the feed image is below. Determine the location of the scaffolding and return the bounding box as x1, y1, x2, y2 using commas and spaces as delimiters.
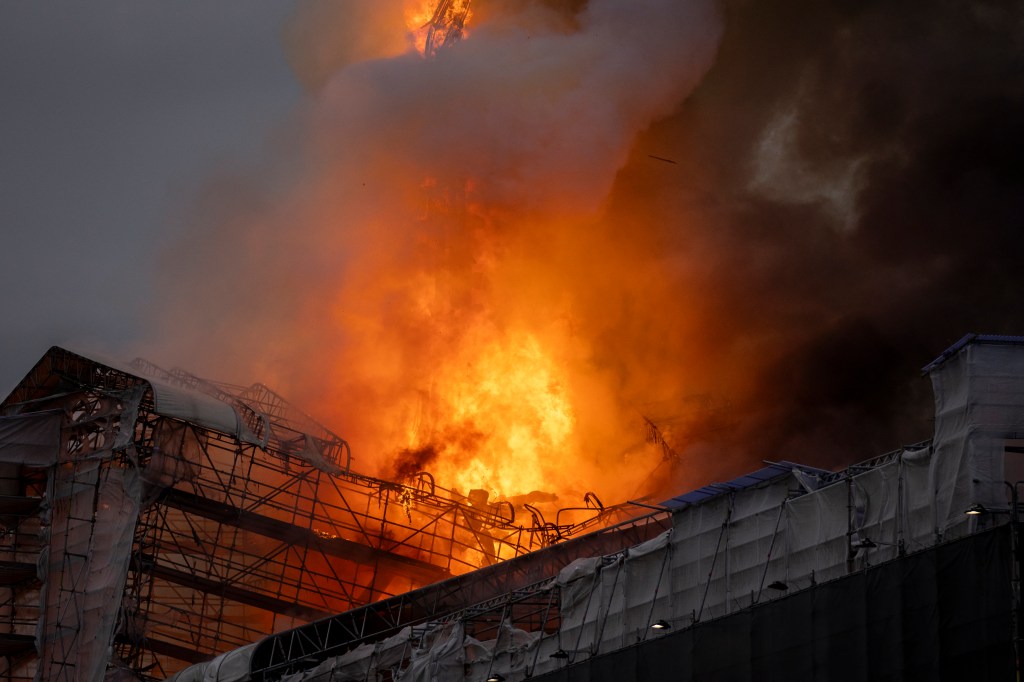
168, 333, 1024, 682
0, 347, 616, 680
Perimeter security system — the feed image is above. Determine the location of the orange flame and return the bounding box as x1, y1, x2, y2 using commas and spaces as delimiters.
404, 0, 473, 56
313, 175, 676, 509
402, 329, 575, 497
163, 0, 726, 515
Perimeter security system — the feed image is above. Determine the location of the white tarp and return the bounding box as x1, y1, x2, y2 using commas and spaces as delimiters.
0, 410, 62, 466
464, 624, 540, 682
397, 623, 464, 682
929, 340, 1024, 539
29, 386, 146, 682
150, 382, 243, 440
277, 626, 414, 682
155, 338, 1024, 682
37, 465, 140, 682
169, 643, 256, 682
149, 381, 339, 473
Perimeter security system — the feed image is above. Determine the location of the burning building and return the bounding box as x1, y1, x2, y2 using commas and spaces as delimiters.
0, 335, 1021, 680
3, 0, 1020, 679
0, 347, 634, 680
157, 333, 1022, 681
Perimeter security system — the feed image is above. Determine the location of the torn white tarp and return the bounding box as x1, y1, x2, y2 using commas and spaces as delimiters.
0, 410, 62, 465
37, 465, 140, 682
141, 419, 201, 491
150, 381, 243, 440
398, 623, 465, 682
464, 624, 540, 682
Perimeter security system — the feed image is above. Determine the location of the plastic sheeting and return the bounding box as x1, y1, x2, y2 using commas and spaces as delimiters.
527, 526, 1015, 681
166, 643, 256, 682
167, 337, 1022, 682
928, 340, 1024, 541
150, 382, 246, 442
397, 623, 465, 682
463, 624, 541, 682
274, 628, 412, 682
556, 531, 674, 660
498, 429, 1015, 679
140, 418, 201, 495
0, 411, 62, 465
36, 465, 140, 682
31, 388, 145, 682
149, 380, 340, 474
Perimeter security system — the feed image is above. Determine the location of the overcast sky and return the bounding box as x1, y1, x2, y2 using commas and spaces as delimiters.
0, 1, 301, 395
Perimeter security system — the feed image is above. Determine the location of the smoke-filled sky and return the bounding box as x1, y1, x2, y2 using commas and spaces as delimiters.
3, 0, 1022, 501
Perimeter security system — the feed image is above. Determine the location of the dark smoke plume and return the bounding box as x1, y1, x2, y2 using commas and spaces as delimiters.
620, 0, 1024, 483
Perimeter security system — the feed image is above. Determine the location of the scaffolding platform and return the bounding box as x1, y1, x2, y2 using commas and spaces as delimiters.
0, 347, 617, 680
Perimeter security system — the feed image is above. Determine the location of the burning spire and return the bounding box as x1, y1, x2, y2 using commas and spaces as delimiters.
421, 0, 473, 57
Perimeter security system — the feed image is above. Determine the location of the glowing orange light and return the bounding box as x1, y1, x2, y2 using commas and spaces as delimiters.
403, 330, 575, 497
404, 0, 473, 56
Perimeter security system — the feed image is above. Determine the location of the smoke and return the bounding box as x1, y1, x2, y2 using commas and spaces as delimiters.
614, 0, 1024, 479
152, 0, 1024, 500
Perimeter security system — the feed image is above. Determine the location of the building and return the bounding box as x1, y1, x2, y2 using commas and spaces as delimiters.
1, 335, 1022, 680
0, 348, 619, 680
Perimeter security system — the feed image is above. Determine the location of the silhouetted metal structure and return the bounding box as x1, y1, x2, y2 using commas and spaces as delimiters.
423, 0, 472, 57
0, 348, 616, 680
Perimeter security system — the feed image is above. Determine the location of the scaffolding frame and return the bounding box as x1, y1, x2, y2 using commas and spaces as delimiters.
0, 347, 616, 680
247, 508, 672, 679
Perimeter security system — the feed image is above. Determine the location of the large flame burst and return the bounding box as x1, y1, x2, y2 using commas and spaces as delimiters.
168, 0, 725, 511
319, 179, 627, 505
300, 0, 721, 507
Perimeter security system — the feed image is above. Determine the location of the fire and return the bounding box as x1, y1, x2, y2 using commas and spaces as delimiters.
163, 0, 726, 518
404, 0, 437, 54
313, 176, 685, 511
404, 0, 473, 56
401, 328, 575, 497
285, 0, 725, 511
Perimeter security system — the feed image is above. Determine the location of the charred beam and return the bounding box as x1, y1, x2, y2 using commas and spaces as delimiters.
159, 488, 448, 584
145, 561, 334, 622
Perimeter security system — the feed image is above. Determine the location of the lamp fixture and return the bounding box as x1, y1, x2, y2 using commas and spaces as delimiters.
651, 619, 672, 630
965, 503, 986, 515
767, 580, 788, 591
486, 675, 505, 682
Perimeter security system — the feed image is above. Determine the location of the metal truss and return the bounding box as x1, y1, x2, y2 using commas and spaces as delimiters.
248, 509, 672, 680
0, 348, 628, 680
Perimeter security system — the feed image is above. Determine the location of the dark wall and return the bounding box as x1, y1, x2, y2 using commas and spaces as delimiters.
532, 526, 1015, 681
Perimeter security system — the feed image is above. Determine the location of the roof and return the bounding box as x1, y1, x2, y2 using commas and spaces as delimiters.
2, 346, 348, 473
62, 348, 254, 442
659, 460, 829, 509
922, 334, 1024, 374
